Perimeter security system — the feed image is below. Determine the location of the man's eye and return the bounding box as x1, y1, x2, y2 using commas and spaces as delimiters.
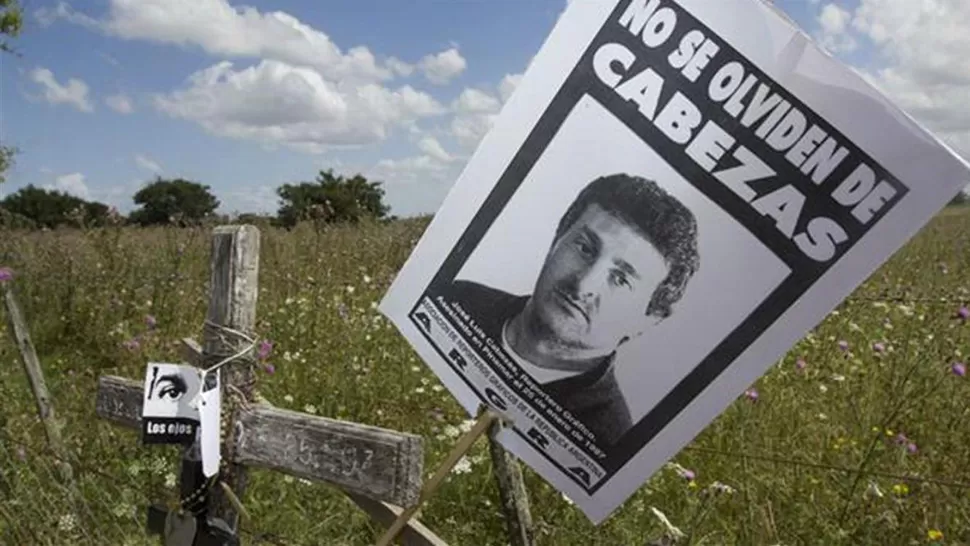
159, 385, 183, 399
575, 239, 593, 255
612, 271, 631, 288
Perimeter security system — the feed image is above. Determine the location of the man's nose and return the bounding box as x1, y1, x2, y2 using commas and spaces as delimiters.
574, 261, 609, 301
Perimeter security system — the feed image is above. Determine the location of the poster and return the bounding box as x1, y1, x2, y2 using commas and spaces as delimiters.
379, 0, 970, 523
141, 362, 202, 445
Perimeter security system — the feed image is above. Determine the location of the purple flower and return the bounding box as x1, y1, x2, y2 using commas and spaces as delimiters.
122, 338, 140, 351
145, 315, 157, 330
872, 342, 885, 353
680, 468, 696, 481
263, 363, 275, 375
952, 362, 966, 377
958, 307, 970, 320
838, 340, 849, 352
257, 340, 273, 360
744, 389, 759, 402
894, 432, 908, 446
795, 357, 807, 371
0, 267, 13, 283
907, 442, 918, 454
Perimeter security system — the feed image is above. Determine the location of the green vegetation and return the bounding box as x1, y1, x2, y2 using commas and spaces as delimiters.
1, 208, 969, 545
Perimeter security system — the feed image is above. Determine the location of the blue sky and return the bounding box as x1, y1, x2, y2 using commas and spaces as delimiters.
1, 0, 966, 217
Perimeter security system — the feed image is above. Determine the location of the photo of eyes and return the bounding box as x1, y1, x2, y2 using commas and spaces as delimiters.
140, 362, 203, 445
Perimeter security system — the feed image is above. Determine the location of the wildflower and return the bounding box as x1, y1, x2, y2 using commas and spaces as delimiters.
907, 442, 918, 454
58, 514, 77, 533
706, 481, 736, 495
892, 483, 909, 496
257, 339, 273, 360
872, 342, 885, 353
304, 404, 317, 414
795, 357, 807, 371
831, 374, 845, 382
649, 507, 686, 540
145, 315, 157, 330
894, 432, 908, 445
263, 363, 275, 375
744, 389, 758, 402
363, 274, 372, 284
283, 394, 294, 403
928, 529, 944, 542
865, 482, 883, 499
452, 456, 472, 474
819, 384, 829, 393
838, 340, 849, 351
122, 338, 140, 351
957, 307, 969, 320
952, 362, 966, 377
346, 285, 355, 294
0, 267, 13, 283
337, 302, 349, 322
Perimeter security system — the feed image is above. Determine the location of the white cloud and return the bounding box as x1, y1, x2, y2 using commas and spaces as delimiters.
498, 73, 523, 102
842, 0, 970, 163
153, 60, 446, 152
816, 4, 857, 53
417, 136, 453, 162
47, 173, 91, 200
453, 88, 501, 113
386, 57, 414, 77
38, 0, 401, 83
135, 154, 163, 173
448, 87, 502, 149
105, 93, 134, 113
418, 47, 467, 85
28, 67, 94, 112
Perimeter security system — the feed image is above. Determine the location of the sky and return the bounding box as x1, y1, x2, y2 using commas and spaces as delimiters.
1, 0, 968, 217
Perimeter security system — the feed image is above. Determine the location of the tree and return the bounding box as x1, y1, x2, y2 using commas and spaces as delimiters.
276, 169, 390, 228
128, 177, 220, 226
0, 0, 23, 56
0, 1, 23, 186
949, 191, 968, 206
1, 185, 112, 228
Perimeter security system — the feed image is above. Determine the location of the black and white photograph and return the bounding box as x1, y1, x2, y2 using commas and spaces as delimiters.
445, 95, 789, 450
141, 362, 202, 445
379, 0, 970, 523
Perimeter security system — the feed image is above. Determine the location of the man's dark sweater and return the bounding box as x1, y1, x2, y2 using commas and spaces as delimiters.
442, 279, 633, 446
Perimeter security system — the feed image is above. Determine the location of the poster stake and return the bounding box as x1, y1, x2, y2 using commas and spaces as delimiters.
376, 408, 502, 546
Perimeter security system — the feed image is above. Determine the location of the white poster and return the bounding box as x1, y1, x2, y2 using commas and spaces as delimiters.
379, 0, 970, 523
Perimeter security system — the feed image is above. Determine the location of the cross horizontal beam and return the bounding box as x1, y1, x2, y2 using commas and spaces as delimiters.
95, 375, 423, 508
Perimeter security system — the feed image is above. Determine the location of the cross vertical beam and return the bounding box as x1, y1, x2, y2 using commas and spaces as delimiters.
197, 225, 260, 531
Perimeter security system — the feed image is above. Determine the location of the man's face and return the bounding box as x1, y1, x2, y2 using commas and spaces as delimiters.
529, 203, 669, 357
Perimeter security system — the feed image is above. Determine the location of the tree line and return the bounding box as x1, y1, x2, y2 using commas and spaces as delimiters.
0, 170, 394, 230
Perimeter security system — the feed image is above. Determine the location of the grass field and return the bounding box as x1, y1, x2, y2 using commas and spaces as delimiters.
1, 207, 969, 546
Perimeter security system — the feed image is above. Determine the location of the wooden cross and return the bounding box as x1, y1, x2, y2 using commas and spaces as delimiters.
94, 225, 447, 546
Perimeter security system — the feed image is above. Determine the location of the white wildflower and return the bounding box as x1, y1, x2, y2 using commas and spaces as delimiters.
649, 507, 686, 540
452, 456, 472, 474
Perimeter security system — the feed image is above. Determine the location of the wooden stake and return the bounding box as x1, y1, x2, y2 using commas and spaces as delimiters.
376, 409, 501, 546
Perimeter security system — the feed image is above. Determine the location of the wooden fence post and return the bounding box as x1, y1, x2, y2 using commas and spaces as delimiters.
2, 286, 74, 484
488, 425, 535, 546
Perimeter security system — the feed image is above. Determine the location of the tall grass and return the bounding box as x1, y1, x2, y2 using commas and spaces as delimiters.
1, 210, 969, 545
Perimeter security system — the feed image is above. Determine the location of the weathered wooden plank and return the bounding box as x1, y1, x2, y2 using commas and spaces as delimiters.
95, 375, 146, 428
234, 404, 423, 508
202, 225, 261, 530
180, 337, 203, 365
94, 376, 424, 507
345, 492, 450, 546
3, 287, 74, 483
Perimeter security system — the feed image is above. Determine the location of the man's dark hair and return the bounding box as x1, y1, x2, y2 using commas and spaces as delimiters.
553, 173, 700, 320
